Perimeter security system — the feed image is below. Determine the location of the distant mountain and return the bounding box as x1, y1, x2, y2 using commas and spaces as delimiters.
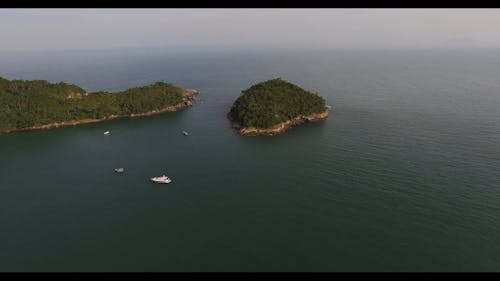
441, 37, 484, 47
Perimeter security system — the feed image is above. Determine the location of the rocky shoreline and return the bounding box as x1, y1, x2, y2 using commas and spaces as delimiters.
230, 110, 328, 136
0, 89, 198, 135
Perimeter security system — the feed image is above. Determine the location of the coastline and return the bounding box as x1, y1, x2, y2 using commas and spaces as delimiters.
0, 89, 198, 135
230, 110, 328, 136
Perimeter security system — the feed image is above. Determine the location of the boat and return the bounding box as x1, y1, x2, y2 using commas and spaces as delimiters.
150, 175, 172, 184
182, 131, 189, 136
114, 168, 124, 173
104, 131, 110, 135
326, 105, 332, 109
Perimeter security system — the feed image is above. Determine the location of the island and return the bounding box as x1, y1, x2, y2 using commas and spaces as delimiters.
0, 77, 197, 135
228, 78, 329, 136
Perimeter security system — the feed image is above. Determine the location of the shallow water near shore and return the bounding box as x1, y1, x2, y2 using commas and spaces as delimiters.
1, 47, 500, 271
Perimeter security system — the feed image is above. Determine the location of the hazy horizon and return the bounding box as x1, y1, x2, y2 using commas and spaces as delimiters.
1, 9, 500, 52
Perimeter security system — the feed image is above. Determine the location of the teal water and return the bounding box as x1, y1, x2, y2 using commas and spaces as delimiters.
1, 48, 499, 271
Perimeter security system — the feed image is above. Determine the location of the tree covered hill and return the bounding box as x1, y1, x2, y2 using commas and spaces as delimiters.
229, 78, 327, 129
0, 77, 185, 132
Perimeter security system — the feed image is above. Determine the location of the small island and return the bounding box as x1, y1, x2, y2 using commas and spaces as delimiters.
228, 78, 329, 136
0, 77, 197, 135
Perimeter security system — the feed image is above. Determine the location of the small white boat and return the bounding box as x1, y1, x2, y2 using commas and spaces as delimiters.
150, 175, 172, 184
114, 168, 124, 173
104, 131, 110, 135
326, 105, 332, 109
182, 131, 189, 136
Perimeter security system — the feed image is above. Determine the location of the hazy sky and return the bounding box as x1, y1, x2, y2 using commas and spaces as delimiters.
1, 9, 500, 51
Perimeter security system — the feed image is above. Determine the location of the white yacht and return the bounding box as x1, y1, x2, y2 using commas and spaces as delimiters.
150, 175, 172, 184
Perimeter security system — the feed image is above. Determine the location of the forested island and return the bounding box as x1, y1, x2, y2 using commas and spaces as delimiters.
228, 78, 329, 136
0, 77, 197, 134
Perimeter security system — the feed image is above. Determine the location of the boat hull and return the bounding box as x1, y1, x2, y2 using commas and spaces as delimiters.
150, 178, 172, 184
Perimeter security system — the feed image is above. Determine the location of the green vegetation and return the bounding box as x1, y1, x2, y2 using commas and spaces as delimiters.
0, 77, 184, 132
229, 78, 327, 128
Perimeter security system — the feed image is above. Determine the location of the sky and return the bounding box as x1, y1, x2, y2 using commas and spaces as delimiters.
1, 9, 500, 51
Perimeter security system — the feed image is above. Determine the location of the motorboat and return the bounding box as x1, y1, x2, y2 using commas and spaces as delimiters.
150, 175, 172, 184
326, 105, 332, 109
182, 131, 189, 136
104, 131, 110, 135
114, 168, 124, 173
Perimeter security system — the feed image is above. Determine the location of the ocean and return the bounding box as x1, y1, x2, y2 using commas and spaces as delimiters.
0, 46, 499, 271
